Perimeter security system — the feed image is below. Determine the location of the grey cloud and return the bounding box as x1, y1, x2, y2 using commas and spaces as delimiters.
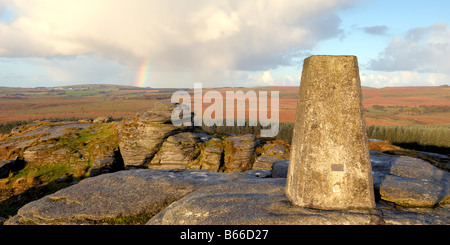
362, 25, 388, 36
369, 23, 450, 74
405, 22, 447, 41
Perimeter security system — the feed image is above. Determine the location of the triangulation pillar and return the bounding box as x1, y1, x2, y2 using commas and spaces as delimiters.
285, 55, 376, 210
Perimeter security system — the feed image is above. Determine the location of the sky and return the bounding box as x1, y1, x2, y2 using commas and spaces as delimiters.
0, 0, 449, 88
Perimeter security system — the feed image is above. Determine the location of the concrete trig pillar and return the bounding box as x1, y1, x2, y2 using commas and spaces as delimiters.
285, 55, 376, 210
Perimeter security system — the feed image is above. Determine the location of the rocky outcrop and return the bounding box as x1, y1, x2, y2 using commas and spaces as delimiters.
149, 132, 201, 170
1, 106, 449, 225
117, 102, 192, 168
6, 152, 449, 225
223, 134, 260, 173
0, 106, 288, 177
117, 105, 289, 172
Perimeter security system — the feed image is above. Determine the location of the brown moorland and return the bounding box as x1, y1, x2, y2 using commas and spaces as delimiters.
0, 84, 448, 126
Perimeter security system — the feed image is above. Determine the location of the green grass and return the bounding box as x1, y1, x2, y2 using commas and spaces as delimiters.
0, 160, 80, 218
62, 90, 104, 97
367, 124, 450, 148
9, 162, 75, 184
366, 108, 388, 114
198, 120, 449, 150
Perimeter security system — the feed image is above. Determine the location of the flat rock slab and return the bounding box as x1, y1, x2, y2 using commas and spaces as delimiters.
0, 122, 92, 153
377, 204, 450, 225
380, 156, 450, 207
147, 179, 382, 225
5, 169, 262, 225
147, 176, 448, 225
11, 123, 91, 141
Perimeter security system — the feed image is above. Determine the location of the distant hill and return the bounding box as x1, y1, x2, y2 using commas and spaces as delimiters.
56, 84, 152, 90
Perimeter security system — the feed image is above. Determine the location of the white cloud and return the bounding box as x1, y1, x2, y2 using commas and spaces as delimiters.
248, 71, 273, 86
261, 71, 275, 84
191, 7, 241, 42
360, 70, 450, 88
0, 0, 355, 73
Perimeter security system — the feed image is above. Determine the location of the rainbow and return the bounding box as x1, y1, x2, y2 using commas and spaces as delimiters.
136, 58, 151, 87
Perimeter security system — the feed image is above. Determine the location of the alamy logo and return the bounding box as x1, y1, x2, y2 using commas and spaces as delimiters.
171, 83, 279, 137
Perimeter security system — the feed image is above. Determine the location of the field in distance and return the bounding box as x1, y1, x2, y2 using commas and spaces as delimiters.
0, 84, 449, 126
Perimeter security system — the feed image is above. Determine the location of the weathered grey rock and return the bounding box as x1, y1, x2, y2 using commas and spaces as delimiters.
118, 102, 192, 168
11, 122, 91, 142
379, 204, 449, 225
89, 150, 124, 177
390, 155, 449, 182
380, 156, 450, 207
22, 145, 71, 164
200, 138, 223, 172
149, 132, 201, 169
0, 138, 35, 152
252, 154, 279, 170
286, 55, 376, 210
194, 133, 216, 143
0, 122, 91, 161
201, 147, 223, 171
253, 143, 289, 170
22, 144, 57, 163
223, 134, 260, 173
271, 160, 289, 178
381, 175, 444, 207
